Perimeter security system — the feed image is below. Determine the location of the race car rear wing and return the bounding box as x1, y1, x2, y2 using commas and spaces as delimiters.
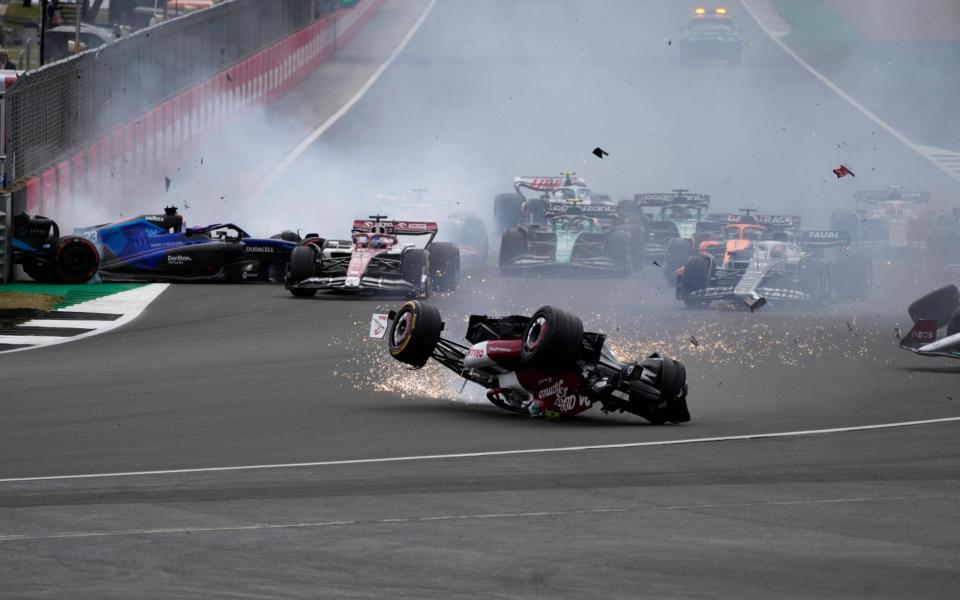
709, 213, 802, 228
514, 175, 587, 192
634, 192, 710, 208
799, 230, 850, 248
351, 218, 439, 236
546, 203, 619, 219
854, 189, 930, 204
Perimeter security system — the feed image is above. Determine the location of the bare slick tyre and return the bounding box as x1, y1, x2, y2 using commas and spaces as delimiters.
520, 306, 584, 372
388, 300, 443, 368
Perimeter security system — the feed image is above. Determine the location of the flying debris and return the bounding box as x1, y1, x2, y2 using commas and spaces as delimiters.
689, 336, 700, 347
592, 147, 609, 159
833, 164, 855, 178
164, 176, 172, 192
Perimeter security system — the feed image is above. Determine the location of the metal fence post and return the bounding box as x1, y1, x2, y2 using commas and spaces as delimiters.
0, 191, 11, 283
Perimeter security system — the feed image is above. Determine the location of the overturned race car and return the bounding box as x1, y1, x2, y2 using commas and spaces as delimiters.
372, 301, 690, 424
286, 215, 460, 298
899, 284, 960, 359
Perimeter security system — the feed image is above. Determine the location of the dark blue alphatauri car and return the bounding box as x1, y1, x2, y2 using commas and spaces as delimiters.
74, 207, 301, 283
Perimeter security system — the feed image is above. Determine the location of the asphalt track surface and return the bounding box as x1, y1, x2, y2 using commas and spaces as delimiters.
2, 1, 959, 598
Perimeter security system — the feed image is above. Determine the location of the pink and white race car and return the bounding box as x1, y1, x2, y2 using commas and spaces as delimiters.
285, 215, 460, 298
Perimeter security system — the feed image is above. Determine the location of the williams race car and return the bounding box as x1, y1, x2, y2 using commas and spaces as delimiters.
372, 301, 690, 424
676, 212, 872, 309
285, 215, 460, 298
73, 207, 299, 282
678, 7, 742, 65
899, 284, 960, 359
13, 212, 100, 283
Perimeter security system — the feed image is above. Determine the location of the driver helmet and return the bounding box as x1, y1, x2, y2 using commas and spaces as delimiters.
369, 235, 389, 249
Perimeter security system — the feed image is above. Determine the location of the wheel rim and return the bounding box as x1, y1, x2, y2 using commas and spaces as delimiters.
391, 309, 415, 352
524, 316, 548, 352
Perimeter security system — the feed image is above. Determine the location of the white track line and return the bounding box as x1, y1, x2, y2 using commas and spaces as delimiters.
0, 284, 169, 354
2, 416, 958, 484
0, 508, 626, 543
248, 0, 439, 206
738, 0, 960, 184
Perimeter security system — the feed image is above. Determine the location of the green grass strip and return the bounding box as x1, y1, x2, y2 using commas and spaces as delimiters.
0, 283, 146, 309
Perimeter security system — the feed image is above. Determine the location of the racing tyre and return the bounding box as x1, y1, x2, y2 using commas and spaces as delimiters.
388, 300, 444, 368
614, 224, 646, 269
401, 248, 430, 298
948, 307, 960, 337
664, 237, 693, 285
51, 237, 99, 283
832, 254, 873, 301
499, 228, 526, 270
520, 306, 584, 372
494, 193, 524, 232
21, 260, 53, 283
605, 229, 632, 276
522, 199, 548, 225
623, 353, 690, 424
680, 254, 712, 308
288, 245, 318, 298
799, 258, 832, 303
908, 285, 960, 327
429, 242, 460, 292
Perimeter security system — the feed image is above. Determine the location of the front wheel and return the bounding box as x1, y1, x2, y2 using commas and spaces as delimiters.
663, 237, 693, 285
401, 248, 430, 298
388, 300, 444, 368
429, 242, 460, 292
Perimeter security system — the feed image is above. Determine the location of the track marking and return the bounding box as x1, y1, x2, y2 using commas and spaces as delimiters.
247, 0, 439, 207
0, 284, 169, 354
1, 416, 958, 483
0, 509, 626, 543
664, 494, 956, 510
739, 0, 960, 183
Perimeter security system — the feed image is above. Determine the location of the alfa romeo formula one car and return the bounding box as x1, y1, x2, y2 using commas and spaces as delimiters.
678, 7, 742, 65
13, 212, 100, 283
372, 301, 690, 424
899, 284, 960, 359
73, 207, 299, 282
285, 215, 460, 298
676, 211, 872, 309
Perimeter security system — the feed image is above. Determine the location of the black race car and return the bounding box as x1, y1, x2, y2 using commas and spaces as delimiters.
72, 207, 301, 282
12, 212, 100, 283
678, 7, 742, 65
373, 301, 690, 424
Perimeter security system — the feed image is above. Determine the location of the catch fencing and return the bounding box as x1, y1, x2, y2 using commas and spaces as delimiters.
4, 0, 382, 219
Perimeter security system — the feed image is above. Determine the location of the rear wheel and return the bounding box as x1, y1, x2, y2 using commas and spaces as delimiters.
401, 248, 430, 298
429, 242, 460, 292
288, 245, 318, 298
831, 210, 860, 241
522, 198, 548, 225
605, 229, 632, 276
520, 306, 584, 372
270, 230, 300, 242
908, 285, 960, 327
664, 237, 693, 285
52, 237, 99, 283
499, 228, 526, 270
799, 258, 832, 303
494, 193, 523, 232
614, 224, 645, 269
388, 300, 443, 368
680, 254, 712, 308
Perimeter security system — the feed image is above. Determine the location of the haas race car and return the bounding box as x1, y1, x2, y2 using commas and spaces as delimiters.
676, 211, 872, 309
72, 207, 300, 282
372, 301, 690, 424
285, 216, 460, 298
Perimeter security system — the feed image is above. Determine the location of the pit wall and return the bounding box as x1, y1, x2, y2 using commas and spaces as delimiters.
17, 0, 383, 221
